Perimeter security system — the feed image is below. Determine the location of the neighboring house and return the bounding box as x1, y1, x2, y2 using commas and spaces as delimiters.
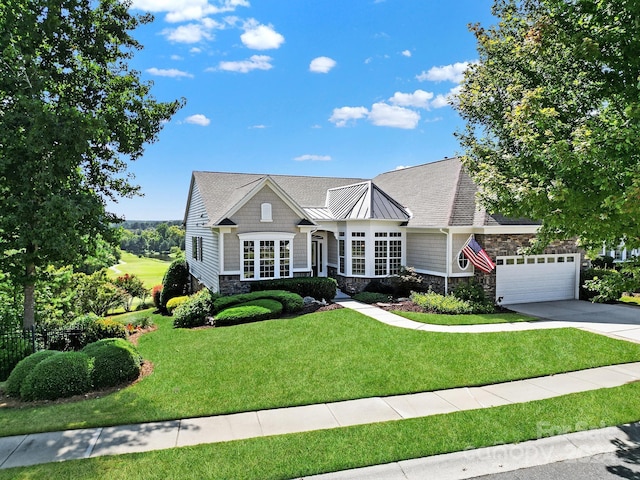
183, 157, 582, 305
599, 245, 639, 263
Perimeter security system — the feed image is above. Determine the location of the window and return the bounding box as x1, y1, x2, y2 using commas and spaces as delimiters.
191, 236, 203, 261
351, 232, 366, 275
458, 251, 469, 270
338, 238, 345, 274
375, 232, 402, 276
261, 203, 272, 222
240, 233, 294, 280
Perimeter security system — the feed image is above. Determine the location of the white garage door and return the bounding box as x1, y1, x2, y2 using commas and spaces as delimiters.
495, 254, 579, 305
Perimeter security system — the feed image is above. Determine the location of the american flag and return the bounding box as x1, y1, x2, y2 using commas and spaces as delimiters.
461, 236, 496, 273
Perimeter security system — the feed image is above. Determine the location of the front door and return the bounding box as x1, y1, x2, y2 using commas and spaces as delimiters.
311, 234, 326, 277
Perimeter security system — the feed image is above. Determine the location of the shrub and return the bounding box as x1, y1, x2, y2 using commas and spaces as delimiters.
592, 255, 615, 269
452, 281, 495, 314
5, 350, 59, 397
74, 270, 127, 317
159, 260, 190, 310
173, 289, 217, 328
213, 290, 303, 314
353, 292, 392, 304
410, 290, 473, 315
152, 284, 163, 310
583, 269, 630, 303
166, 295, 189, 314
251, 277, 337, 301
113, 274, 148, 312
388, 266, 425, 297
20, 351, 94, 401
215, 299, 283, 326
83, 338, 142, 389
85, 318, 127, 344
363, 279, 395, 295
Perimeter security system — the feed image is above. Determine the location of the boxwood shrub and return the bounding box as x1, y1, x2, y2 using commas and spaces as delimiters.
250, 277, 337, 301
353, 292, 392, 304
5, 350, 60, 397
166, 295, 190, 314
83, 338, 142, 389
215, 299, 283, 326
20, 351, 94, 401
173, 289, 218, 328
213, 290, 303, 314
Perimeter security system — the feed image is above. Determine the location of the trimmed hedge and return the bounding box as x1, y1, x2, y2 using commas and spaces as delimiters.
83, 338, 142, 389
250, 277, 337, 302
5, 350, 59, 397
173, 289, 218, 328
160, 259, 189, 310
213, 290, 303, 314
215, 299, 283, 326
20, 351, 94, 401
166, 295, 190, 314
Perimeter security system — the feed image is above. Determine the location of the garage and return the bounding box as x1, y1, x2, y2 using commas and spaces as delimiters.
495, 254, 580, 305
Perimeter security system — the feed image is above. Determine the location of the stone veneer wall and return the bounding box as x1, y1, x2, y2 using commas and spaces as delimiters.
219, 272, 312, 296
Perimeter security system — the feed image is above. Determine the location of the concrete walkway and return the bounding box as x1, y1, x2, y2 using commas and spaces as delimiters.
2, 297, 640, 476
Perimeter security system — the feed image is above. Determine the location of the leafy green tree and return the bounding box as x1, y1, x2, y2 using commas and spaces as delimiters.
0, 0, 184, 327
454, 0, 640, 252
113, 273, 148, 311
74, 270, 125, 317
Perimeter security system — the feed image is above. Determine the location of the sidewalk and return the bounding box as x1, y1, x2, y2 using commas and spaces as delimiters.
2, 298, 640, 475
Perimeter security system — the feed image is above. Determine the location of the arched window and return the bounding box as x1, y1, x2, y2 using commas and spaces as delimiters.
458, 251, 469, 270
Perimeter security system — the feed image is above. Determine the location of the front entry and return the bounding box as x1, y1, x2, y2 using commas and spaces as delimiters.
311, 234, 327, 277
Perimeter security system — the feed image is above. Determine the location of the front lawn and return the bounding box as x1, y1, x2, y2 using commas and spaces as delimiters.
2, 382, 640, 480
2, 308, 640, 437
621, 295, 640, 307
392, 310, 532, 325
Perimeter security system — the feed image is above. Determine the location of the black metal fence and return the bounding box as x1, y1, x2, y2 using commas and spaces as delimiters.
0, 326, 85, 381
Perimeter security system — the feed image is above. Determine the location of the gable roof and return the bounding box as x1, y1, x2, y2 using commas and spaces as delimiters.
187, 157, 538, 228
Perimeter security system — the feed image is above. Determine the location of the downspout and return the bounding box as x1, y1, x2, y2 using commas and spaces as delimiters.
440, 228, 450, 295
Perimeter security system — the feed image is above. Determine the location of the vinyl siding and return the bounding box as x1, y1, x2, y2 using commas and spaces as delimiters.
185, 183, 220, 292
406, 232, 447, 273
451, 233, 474, 275
229, 185, 309, 271
327, 234, 337, 265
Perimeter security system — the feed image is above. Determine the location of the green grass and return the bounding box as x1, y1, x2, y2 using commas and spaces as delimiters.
2, 309, 640, 437
108, 251, 171, 288
2, 382, 640, 480
392, 310, 532, 325
621, 296, 640, 307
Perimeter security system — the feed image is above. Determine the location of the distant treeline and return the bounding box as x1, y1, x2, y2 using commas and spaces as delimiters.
118, 220, 185, 256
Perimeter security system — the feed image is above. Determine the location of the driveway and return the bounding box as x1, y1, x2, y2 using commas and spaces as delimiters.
508, 300, 640, 343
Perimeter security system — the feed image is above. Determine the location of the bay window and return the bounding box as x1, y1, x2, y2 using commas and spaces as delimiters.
239, 233, 294, 280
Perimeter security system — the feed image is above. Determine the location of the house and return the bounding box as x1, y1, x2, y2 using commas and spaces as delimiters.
183, 157, 582, 305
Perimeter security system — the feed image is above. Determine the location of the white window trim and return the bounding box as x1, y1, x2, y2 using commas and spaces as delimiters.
238, 232, 295, 280
260, 203, 273, 222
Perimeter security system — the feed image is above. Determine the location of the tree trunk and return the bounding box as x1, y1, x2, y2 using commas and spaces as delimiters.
23, 263, 36, 328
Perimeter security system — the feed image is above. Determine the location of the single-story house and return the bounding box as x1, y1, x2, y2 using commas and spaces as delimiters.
183, 157, 582, 305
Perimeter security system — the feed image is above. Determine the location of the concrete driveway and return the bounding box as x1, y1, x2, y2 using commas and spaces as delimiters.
507, 300, 640, 343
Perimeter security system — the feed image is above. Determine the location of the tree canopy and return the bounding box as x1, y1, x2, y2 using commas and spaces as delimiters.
0, 0, 184, 326
454, 0, 640, 252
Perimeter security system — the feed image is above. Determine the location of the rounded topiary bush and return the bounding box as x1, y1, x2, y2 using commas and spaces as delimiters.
83, 338, 142, 389
173, 289, 216, 328
20, 351, 94, 401
160, 259, 190, 311
166, 295, 190, 314
215, 299, 283, 326
5, 350, 60, 398
84, 318, 127, 345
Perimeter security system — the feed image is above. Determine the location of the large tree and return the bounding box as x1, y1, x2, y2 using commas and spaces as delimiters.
0, 0, 184, 327
455, 0, 640, 252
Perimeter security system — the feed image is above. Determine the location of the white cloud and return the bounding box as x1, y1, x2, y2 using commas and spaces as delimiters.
401, 50, 411, 57
163, 23, 214, 43
131, 0, 249, 22
388, 89, 433, 109
329, 106, 369, 127
395, 165, 411, 170
368, 102, 420, 129
190, 47, 202, 53
416, 61, 471, 83
432, 85, 462, 109
217, 55, 273, 73
309, 56, 336, 73
249, 124, 267, 129
185, 114, 211, 126
146, 67, 193, 78
170, 54, 184, 61
241, 20, 285, 50
294, 154, 332, 162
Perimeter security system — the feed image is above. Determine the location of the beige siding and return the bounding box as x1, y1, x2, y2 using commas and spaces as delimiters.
451, 233, 473, 275
185, 184, 220, 292
229, 185, 309, 271
406, 232, 447, 273
327, 234, 337, 265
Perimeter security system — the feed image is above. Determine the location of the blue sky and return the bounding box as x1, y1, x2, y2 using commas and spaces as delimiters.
110, 0, 495, 220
